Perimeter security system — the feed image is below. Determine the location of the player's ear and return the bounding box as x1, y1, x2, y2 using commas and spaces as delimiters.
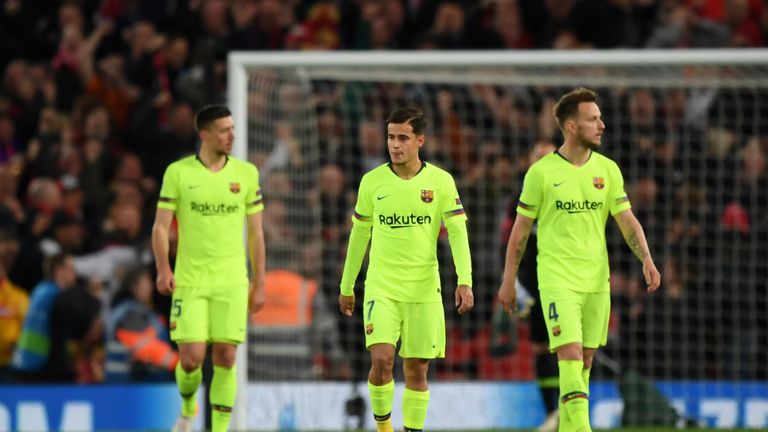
565, 119, 576, 135
417, 134, 425, 148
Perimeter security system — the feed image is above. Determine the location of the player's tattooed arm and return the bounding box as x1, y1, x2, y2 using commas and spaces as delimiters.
513, 230, 530, 272
625, 227, 649, 261
614, 209, 651, 262
503, 214, 534, 278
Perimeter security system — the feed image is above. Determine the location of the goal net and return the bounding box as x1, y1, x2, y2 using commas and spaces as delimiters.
229, 51, 768, 429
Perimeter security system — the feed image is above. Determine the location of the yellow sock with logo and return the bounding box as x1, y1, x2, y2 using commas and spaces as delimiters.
368, 380, 394, 432
175, 364, 201, 417
558, 360, 591, 432
211, 365, 237, 432
402, 388, 430, 431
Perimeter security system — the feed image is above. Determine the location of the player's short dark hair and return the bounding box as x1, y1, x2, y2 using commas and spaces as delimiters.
386, 108, 427, 136
194, 105, 231, 131
553, 87, 598, 128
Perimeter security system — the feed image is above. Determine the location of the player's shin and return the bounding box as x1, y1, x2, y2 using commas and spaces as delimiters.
368, 380, 395, 432
402, 388, 430, 432
175, 363, 202, 417
211, 365, 237, 432
558, 360, 591, 432
582, 366, 591, 396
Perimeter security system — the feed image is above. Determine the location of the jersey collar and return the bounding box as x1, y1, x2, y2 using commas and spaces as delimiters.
196, 153, 229, 170
387, 160, 426, 179
555, 149, 592, 166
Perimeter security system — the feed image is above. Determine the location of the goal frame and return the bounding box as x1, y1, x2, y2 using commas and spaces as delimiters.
226, 48, 768, 430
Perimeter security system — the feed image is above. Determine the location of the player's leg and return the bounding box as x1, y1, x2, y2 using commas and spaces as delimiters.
369, 343, 396, 432
209, 284, 248, 432
364, 296, 401, 432
399, 301, 444, 432
211, 343, 237, 432
170, 286, 209, 430
581, 291, 611, 415
402, 358, 429, 432
529, 294, 559, 431
540, 288, 591, 432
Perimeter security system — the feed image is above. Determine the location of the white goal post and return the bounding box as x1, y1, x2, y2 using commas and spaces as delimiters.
227, 49, 768, 431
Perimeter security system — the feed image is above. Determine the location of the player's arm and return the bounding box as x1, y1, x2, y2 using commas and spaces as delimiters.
339, 178, 373, 317
247, 211, 266, 313
338, 222, 371, 316
613, 209, 661, 292
445, 216, 473, 314
151, 208, 176, 295
442, 179, 473, 315
498, 214, 535, 317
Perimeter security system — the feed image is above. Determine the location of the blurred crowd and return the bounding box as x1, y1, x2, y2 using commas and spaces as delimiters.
0, 0, 767, 384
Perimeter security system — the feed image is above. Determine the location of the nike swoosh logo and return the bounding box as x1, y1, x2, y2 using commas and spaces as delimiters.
189, 185, 201, 190
377, 195, 390, 200
554, 181, 566, 187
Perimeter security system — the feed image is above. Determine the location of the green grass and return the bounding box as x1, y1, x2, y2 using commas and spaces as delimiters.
279, 428, 755, 432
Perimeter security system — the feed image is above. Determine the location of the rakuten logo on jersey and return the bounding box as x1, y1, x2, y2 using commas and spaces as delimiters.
555, 199, 603, 214
190, 201, 240, 216
378, 213, 432, 228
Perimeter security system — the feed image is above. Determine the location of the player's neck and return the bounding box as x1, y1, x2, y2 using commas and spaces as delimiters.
558, 142, 591, 167
390, 158, 423, 180
198, 146, 228, 172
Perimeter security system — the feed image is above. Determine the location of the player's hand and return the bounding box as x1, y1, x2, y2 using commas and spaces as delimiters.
643, 257, 661, 293
455, 285, 474, 315
497, 278, 517, 318
248, 280, 266, 313
156, 267, 175, 295
339, 294, 355, 316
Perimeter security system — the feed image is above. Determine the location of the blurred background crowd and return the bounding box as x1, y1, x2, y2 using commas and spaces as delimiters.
0, 0, 767, 385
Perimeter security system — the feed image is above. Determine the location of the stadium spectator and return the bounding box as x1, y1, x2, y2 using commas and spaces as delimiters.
0, 247, 28, 383
105, 266, 178, 382
0, 0, 765, 387
12, 253, 77, 381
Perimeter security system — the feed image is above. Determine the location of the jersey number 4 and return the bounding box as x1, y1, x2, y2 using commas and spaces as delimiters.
548, 302, 559, 321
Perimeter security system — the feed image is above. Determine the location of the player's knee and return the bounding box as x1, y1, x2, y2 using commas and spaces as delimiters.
403, 360, 429, 385
212, 344, 237, 367
180, 356, 203, 372
370, 352, 394, 375
556, 343, 583, 361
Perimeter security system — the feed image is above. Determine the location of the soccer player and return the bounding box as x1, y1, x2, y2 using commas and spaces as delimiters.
499, 140, 560, 432
497, 88, 661, 432
152, 105, 266, 432
339, 108, 474, 432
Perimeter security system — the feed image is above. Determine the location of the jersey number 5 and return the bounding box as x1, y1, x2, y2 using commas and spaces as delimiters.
173, 299, 183, 317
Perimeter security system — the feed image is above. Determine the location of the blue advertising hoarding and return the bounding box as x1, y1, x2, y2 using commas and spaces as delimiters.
0, 381, 766, 430
0, 385, 180, 431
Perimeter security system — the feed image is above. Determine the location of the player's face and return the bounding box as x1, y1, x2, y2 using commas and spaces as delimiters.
572, 102, 605, 149
387, 122, 424, 166
202, 116, 235, 156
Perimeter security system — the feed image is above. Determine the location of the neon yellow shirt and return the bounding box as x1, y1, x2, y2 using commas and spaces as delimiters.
157, 155, 263, 287
341, 162, 470, 302
517, 151, 631, 293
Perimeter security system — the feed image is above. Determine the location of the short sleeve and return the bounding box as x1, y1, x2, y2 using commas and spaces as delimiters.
441, 173, 467, 223
158, 164, 179, 211
246, 164, 264, 215
352, 174, 373, 227
608, 162, 631, 215
517, 166, 543, 219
